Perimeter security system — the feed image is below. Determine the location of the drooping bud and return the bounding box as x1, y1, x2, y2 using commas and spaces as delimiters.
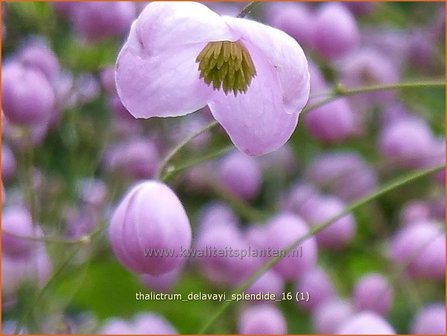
108, 181, 191, 276
196, 40, 256, 95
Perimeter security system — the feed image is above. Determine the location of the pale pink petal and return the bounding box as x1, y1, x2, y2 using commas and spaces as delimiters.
136, 2, 235, 52
208, 18, 310, 156
116, 2, 235, 118
223, 17, 310, 114
208, 42, 299, 156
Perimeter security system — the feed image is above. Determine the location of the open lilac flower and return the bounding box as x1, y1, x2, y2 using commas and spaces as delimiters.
116, 2, 310, 156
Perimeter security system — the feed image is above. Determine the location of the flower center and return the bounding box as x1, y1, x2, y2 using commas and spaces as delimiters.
196, 40, 257, 96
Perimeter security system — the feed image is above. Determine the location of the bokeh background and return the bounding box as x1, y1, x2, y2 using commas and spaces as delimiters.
1, 1, 446, 334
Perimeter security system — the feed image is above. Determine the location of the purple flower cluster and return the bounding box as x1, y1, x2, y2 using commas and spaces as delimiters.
2, 1, 445, 334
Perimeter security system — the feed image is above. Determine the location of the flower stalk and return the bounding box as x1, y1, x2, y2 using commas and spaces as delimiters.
198, 163, 445, 333
158, 79, 446, 182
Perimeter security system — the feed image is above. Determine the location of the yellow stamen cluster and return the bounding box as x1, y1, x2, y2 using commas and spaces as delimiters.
196, 40, 257, 96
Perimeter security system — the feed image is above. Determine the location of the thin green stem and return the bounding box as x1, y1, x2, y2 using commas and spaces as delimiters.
305, 79, 445, 112
15, 246, 82, 334
158, 79, 445, 183
156, 120, 219, 180
237, 1, 260, 18
198, 163, 445, 333
12, 219, 109, 333
161, 144, 233, 182
21, 130, 37, 223
1, 221, 106, 245
311, 79, 445, 98
1, 229, 91, 245
380, 227, 443, 309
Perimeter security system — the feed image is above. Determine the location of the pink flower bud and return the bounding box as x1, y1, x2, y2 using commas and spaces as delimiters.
18, 39, 60, 82
217, 151, 262, 201
2, 247, 52, 296
302, 196, 355, 250
109, 181, 191, 275
312, 298, 353, 333
2, 62, 55, 126
195, 222, 251, 286
295, 267, 335, 312
306, 151, 377, 202
340, 48, 399, 109
379, 117, 436, 169
389, 220, 445, 279
103, 139, 160, 179
400, 200, 431, 225
2, 145, 16, 182
65, 206, 98, 240
266, 3, 315, 47
304, 98, 358, 143
70, 2, 136, 42
197, 202, 239, 234
238, 304, 287, 334
280, 183, 321, 218
263, 213, 317, 280
313, 3, 359, 59
78, 178, 107, 208
2, 206, 35, 258
132, 313, 177, 334
353, 273, 393, 316
245, 270, 284, 299
99, 318, 132, 334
